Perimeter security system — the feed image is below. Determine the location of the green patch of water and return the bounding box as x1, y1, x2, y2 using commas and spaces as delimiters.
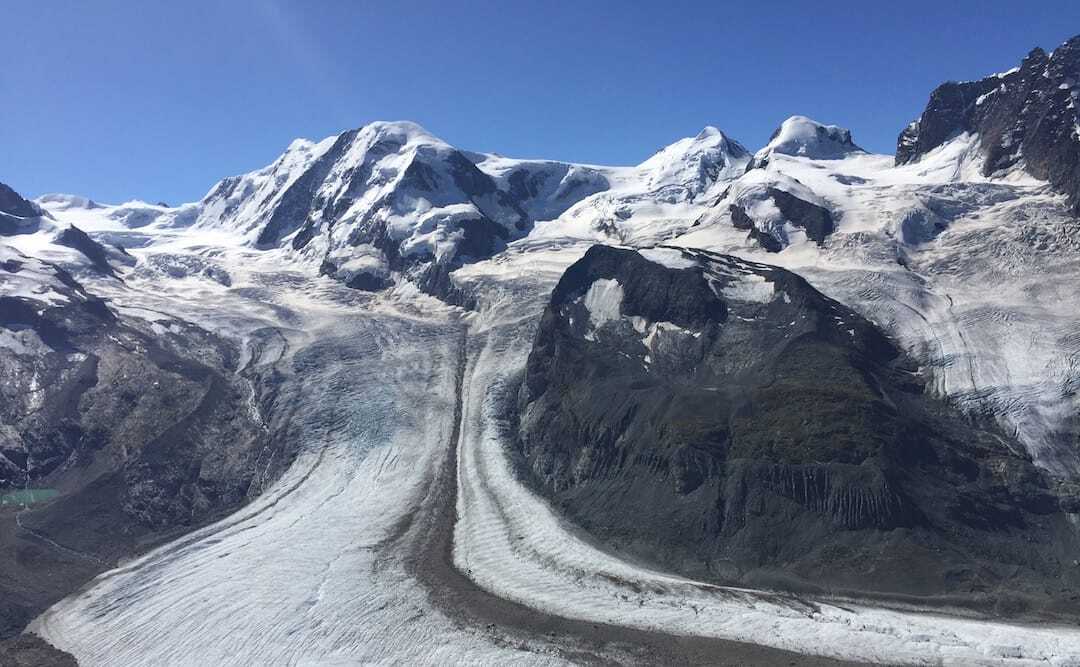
0, 488, 60, 507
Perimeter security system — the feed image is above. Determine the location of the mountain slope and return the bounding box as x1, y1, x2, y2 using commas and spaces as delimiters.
517, 244, 1080, 613
0, 225, 284, 639
195, 121, 532, 301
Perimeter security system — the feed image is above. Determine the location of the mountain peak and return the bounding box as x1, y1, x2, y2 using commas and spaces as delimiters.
0, 182, 43, 218
694, 125, 724, 140
637, 127, 750, 192
756, 115, 863, 161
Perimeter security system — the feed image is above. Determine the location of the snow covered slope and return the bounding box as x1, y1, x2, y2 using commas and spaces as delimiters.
31, 103, 1080, 481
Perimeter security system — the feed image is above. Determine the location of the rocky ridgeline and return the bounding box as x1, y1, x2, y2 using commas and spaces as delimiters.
897, 35, 1080, 213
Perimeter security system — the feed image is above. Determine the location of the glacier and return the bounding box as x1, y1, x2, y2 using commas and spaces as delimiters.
5, 107, 1080, 665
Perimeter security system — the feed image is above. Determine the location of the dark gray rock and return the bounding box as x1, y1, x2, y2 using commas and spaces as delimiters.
0, 634, 77, 667
897, 35, 1080, 214
0, 183, 45, 237
0, 183, 40, 219
54, 225, 119, 277
516, 245, 1080, 616
766, 187, 834, 243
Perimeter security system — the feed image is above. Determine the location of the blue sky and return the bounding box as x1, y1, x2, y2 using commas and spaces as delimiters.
3, 1, 1079, 204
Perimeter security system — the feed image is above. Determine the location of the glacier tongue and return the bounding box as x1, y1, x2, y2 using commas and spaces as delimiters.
26, 263, 568, 666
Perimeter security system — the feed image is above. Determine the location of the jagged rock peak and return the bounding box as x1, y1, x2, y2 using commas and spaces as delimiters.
896, 34, 1080, 213
0, 182, 43, 218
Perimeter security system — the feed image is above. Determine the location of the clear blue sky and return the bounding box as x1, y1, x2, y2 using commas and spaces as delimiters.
3, 1, 1079, 204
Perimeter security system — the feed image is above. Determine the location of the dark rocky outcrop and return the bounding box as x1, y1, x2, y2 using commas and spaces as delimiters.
897, 35, 1080, 214
766, 187, 834, 243
318, 259, 392, 292
0, 634, 77, 667
54, 224, 121, 277
728, 188, 834, 252
0, 183, 40, 219
516, 245, 1080, 616
0, 182, 45, 236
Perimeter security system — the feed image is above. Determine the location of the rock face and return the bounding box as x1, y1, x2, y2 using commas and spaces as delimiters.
0, 635, 77, 667
0, 184, 43, 219
0, 182, 45, 236
0, 245, 285, 639
517, 245, 1080, 612
897, 34, 1080, 213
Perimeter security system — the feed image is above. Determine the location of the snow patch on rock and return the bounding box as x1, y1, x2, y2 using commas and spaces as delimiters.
581, 278, 623, 338
638, 246, 699, 269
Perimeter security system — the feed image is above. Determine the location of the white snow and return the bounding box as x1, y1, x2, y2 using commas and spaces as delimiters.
0, 244, 78, 306
755, 115, 863, 160
638, 246, 698, 269
637, 126, 750, 192
581, 278, 624, 337
713, 272, 775, 303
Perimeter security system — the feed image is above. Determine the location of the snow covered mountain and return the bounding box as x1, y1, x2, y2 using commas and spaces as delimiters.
897, 35, 1080, 212
5, 32, 1080, 667
754, 114, 865, 163
180, 120, 753, 302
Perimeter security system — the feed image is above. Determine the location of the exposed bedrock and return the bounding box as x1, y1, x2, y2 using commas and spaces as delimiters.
517, 244, 1080, 616
897, 34, 1080, 214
